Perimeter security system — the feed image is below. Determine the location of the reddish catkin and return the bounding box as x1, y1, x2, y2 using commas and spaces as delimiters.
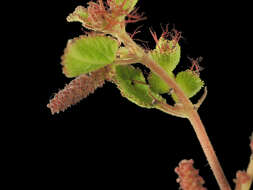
175, 159, 207, 190
47, 67, 111, 114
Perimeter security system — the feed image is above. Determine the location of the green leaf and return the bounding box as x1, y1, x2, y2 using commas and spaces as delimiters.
62, 35, 119, 77
148, 72, 174, 94
174, 70, 204, 99
114, 65, 164, 108
67, 6, 88, 23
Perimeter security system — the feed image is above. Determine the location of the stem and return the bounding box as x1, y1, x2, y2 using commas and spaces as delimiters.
114, 57, 141, 65
188, 110, 231, 190
117, 31, 232, 190
143, 55, 231, 190
142, 54, 193, 109
147, 90, 187, 118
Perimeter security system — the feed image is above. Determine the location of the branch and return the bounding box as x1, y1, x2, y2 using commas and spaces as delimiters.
188, 110, 231, 190
147, 90, 187, 118
116, 30, 231, 190
114, 57, 141, 65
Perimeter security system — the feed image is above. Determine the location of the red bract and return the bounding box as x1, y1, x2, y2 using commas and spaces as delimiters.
86, 1, 108, 29
85, 0, 144, 32
150, 26, 181, 53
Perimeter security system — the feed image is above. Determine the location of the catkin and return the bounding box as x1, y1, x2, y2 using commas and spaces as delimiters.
47, 67, 111, 114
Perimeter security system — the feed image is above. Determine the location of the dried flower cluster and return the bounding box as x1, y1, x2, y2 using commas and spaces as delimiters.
47, 67, 111, 114
175, 159, 207, 190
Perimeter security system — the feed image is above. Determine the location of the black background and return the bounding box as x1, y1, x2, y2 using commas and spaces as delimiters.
10, 0, 252, 189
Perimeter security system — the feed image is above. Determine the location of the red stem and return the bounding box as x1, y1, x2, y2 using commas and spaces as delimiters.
188, 110, 231, 190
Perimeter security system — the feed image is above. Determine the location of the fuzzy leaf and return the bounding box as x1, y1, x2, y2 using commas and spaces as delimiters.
175, 70, 204, 99
114, 65, 164, 108
67, 6, 88, 23
148, 72, 174, 94
62, 35, 119, 77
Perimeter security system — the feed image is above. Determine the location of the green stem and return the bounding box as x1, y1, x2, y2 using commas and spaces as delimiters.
117, 31, 232, 190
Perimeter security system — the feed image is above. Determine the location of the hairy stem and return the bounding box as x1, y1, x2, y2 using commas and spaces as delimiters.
117, 31, 231, 190
188, 110, 231, 190
143, 54, 231, 190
